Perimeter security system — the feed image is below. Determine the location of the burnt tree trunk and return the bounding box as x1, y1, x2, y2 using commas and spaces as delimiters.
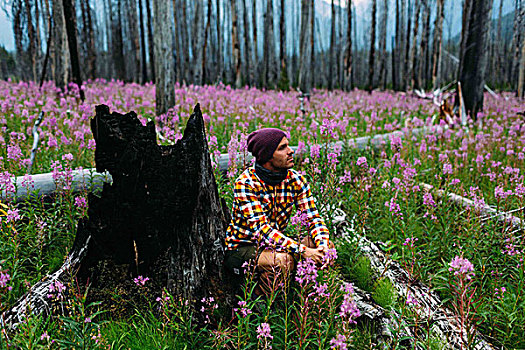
2, 104, 230, 327
458, 0, 493, 119
62, 0, 85, 102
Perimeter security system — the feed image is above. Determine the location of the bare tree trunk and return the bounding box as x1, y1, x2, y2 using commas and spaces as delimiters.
52, 0, 69, 89
24, 0, 37, 81
153, 0, 175, 117
138, 0, 148, 83
145, 0, 155, 83
511, 1, 524, 91
419, 0, 430, 89
262, 0, 276, 88
231, 0, 241, 87
518, 34, 525, 98
378, 0, 388, 89
298, 0, 310, 91
309, 0, 315, 88
431, 0, 444, 90
368, 0, 377, 92
252, 0, 258, 85
202, 0, 212, 84
242, 0, 254, 86
495, 0, 504, 87
329, 0, 335, 90
279, 0, 286, 78
80, 0, 96, 80
193, 1, 204, 84
458, 0, 493, 119
128, 0, 141, 83
216, 0, 223, 83
403, 0, 412, 90
62, 0, 85, 101
111, 0, 126, 81
344, 0, 352, 90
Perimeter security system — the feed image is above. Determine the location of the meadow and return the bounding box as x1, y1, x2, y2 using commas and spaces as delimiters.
1, 79, 524, 349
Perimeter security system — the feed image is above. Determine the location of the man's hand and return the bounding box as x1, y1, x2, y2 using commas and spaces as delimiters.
302, 246, 326, 265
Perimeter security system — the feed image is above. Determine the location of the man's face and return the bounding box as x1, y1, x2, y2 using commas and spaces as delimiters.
265, 137, 294, 172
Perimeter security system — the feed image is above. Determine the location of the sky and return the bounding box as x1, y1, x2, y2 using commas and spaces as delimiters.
0, 5, 13, 51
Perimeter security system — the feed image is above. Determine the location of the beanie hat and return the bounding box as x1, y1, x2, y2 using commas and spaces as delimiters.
247, 128, 287, 164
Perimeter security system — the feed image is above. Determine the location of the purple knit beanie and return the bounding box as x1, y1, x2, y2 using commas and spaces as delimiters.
247, 128, 287, 164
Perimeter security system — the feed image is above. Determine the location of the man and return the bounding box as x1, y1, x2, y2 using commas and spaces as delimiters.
224, 128, 334, 294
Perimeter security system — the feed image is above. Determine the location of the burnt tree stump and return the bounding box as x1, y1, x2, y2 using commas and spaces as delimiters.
2, 104, 230, 327
79, 103, 229, 301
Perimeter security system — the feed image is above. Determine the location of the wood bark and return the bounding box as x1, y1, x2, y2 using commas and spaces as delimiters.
251, 0, 258, 85
2, 104, 231, 327
62, 0, 85, 101
419, 0, 430, 88
378, 0, 388, 90
298, 0, 310, 91
368, 0, 377, 92
52, 0, 69, 89
403, 0, 412, 91
145, 0, 155, 83
80, 0, 96, 80
518, 33, 525, 98
216, 0, 223, 83
111, 0, 126, 81
510, 1, 523, 89
329, 0, 336, 90
138, 0, 148, 83
202, 0, 213, 84
152, 0, 175, 117
309, 0, 315, 88
458, 0, 493, 119
344, 0, 352, 90
495, 0, 504, 86
231, 0, 242, 88
431, 0, 444, 90
262, 0, 276, 88
24, 0, 38, 81
279, 0, 286, 76
192, 1, 204, 84
128, 0, 141, 83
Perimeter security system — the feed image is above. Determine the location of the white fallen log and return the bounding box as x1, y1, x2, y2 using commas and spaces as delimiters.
420, 183, 524, 231
334, 210, 494, 350
3, 126, 442, 203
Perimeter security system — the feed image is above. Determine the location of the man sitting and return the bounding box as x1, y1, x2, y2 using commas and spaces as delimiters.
224, 128, 335, 295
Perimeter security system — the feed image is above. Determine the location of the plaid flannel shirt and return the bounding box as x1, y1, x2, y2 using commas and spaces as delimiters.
225, 167, 330, 254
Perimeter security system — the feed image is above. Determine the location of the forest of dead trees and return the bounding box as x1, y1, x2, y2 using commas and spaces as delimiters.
2, 0, 525, 99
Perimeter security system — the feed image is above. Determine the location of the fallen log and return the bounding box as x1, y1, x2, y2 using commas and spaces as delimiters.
3, 125, 442, 203
421, 183, 524, 231
334, 210, 495, 349
2, 104, 230, 328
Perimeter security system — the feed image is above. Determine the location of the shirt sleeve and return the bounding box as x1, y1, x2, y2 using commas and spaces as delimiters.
234, 178, 305, 254
295, 174, 330, 247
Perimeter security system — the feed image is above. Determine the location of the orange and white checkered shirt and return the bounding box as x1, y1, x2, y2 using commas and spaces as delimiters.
225, 167, 330, 254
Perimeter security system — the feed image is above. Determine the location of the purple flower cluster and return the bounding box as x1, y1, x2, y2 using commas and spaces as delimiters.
449, 256, 475, 280
338, 283, 360, 323
295, 258, 318, 285
133, 275, 149, 286
233, 300, 252, 318
329, 333, 348, 349
256, 322, 273, 339
47, 280, 66, 300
